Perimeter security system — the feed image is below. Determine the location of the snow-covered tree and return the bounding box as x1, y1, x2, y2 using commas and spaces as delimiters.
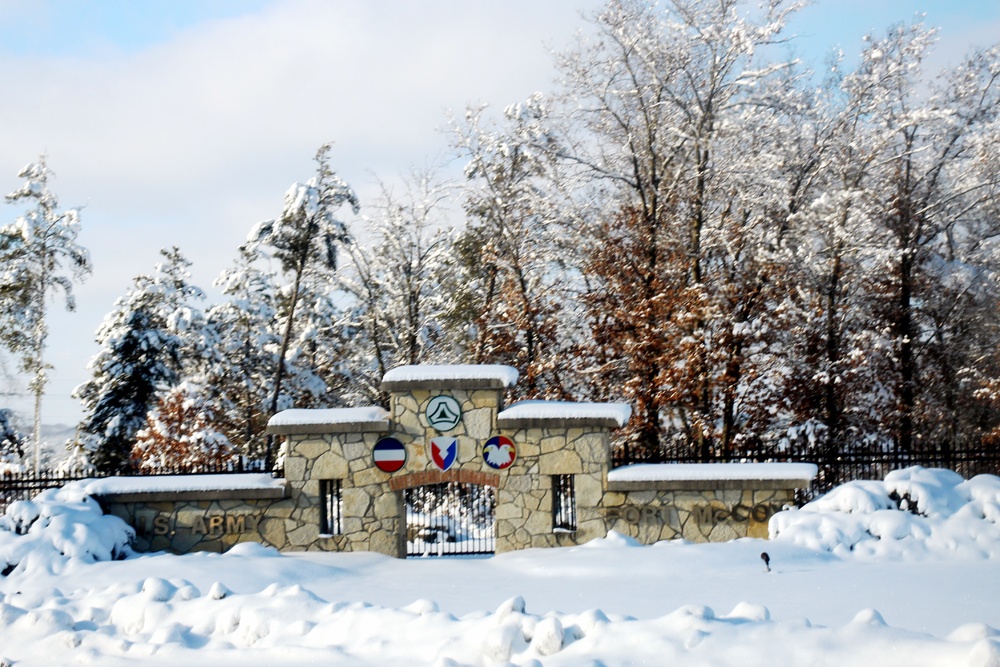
860, 33, 1000, 454
466, 0, 1000, 465
203, 247, 325, 459
542, 0, 807, 455
244, 143, 359, 424
336, 173, 462, 404
789, 25, 1000, 458
1, 156, 90, 472
74, 247, 210, 473
131, 382, 236, 471
0, 408, 25, 474
453, 97, 575, 399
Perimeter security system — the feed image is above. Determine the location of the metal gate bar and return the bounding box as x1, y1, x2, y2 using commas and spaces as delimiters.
404, 482, 495, 557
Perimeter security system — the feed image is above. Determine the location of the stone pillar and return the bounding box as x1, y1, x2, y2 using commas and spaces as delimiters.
269, 415, 402, 556
493, 415, 619, 553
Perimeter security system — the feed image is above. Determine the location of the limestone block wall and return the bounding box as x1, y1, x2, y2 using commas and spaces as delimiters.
272, 374, 635, 556
98, 492, 289, 554
282, 428, 403, 558
493, 425, 610, 551
266, 367, 814, 557
98, 364, 816, 556
600, 482, 797, 543
387, 386, 504, 472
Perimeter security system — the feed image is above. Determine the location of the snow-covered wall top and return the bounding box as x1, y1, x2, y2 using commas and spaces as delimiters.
268, 407, 389, 427
67, 473, 286, 496
498, 400, 632, 428
381, 364, 519, 390
608, 462, 819, 483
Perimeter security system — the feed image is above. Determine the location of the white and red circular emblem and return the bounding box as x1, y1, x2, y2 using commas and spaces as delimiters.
483, 435, 516, 470
373, 437, 407, 473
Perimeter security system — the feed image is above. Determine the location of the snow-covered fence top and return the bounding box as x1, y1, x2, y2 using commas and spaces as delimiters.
498, 400, 632, 429
381, 364, 519, 390
608, 462, 818, 491
267, 407, 391, 435
67, 473, 287, 502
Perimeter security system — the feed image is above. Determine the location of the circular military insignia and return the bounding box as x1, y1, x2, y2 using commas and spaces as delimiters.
425, 395, 462, 431
372, 437, 407, 473
483, 435, 516, 470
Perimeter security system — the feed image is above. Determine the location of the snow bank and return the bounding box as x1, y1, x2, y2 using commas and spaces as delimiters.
770, 467, 1000, 559
0, 485, 133, 576
0, 574, 995, 666
382, 364, 519, 387
499, 400, 632, 426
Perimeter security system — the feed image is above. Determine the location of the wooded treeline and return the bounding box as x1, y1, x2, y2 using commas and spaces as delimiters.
3, 0, 1000, 474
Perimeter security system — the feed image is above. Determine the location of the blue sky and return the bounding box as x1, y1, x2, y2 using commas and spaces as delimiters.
0, 1, 268, 56
0, 0, 998, 431
1, 1, 997, 61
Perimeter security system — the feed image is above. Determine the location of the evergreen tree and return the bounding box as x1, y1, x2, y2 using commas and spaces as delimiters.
1, 156, 90, 472
74, 248, 208, 473
204, 247, 324, 459
0, 408, 25, 473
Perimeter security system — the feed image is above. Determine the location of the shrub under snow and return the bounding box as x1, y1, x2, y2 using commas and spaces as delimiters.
0, 485, 133, 576
770, 466, 1000, 559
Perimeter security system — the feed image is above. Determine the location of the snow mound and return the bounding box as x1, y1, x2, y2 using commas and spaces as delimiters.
0, 584, 993, 665
770, 467, 1000, 559
0, 485, 133, 576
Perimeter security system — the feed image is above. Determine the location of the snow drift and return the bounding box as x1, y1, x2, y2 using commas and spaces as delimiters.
770, 466, 1000, 559
1, 466, 999, 665
0, 485, 133, 576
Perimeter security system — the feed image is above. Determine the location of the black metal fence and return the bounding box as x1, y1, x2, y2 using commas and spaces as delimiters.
0, 459, 280, 515
404, 482, 496, 557
612, 439, 1000, 499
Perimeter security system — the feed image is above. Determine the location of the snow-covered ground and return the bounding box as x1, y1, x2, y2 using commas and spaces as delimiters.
1, 467, 999, 666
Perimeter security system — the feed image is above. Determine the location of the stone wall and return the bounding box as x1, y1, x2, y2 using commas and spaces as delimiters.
600, 487, 795, 543
95, 366, 815, 556
98, 489, 289, 554
492, 425, 609, 550
283, 429, 403, 557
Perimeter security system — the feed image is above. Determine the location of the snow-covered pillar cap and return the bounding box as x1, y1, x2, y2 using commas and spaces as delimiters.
266, 407, 390, 435
381, 364, 519, 391
497, 400, 632, 429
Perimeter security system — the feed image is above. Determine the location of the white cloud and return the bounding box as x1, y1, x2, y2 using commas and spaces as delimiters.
0, 0, 604, 426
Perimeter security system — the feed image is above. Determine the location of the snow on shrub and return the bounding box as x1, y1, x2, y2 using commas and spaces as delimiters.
0, 485, 133, 575
770, 466, 1000, 559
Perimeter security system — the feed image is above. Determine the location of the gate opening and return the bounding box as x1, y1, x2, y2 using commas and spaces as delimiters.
404, 482, 495, 557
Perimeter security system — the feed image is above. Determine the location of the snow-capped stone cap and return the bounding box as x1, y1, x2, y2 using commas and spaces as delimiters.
267, 407, 390, 435
381, 364, 519, 391
607, 462, 819, 491
497, 400, 632, 429
72, 473, 287, 502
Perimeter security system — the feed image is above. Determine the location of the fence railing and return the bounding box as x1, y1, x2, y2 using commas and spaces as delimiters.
611, 440, 1000, 499
0, 459, 281, 515
404, 482, 496, 557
